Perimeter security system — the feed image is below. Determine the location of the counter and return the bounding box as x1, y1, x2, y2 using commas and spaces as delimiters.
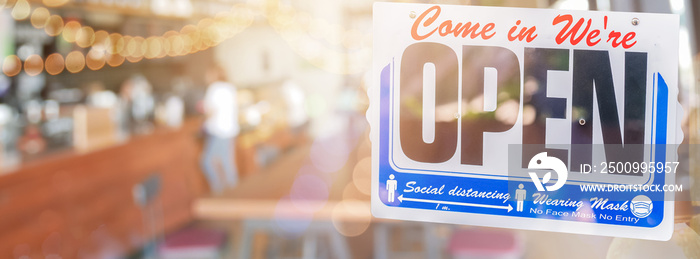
0, 117, 208, 258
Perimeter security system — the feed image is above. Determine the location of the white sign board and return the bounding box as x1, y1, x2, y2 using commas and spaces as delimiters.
370, 3, 680, 240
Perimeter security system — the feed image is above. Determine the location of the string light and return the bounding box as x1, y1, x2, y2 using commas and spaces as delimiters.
167, 34, 184, 57
5, 0, 252, 49
92, 30, 109, 52
10, 0, 30, 20
106, 33, 125, 54
85, 49, 105, 70
2, 0, 372, 76
126, 36, 145, 58
61, 21, 81, 43
65, 51, 85, 73
144, 36, 162, 59
181, 35, 193, 55
44, 53, 65, 75
23, 54, 44, 76
4, 0, 258, 54
44, 15, 64, 36
2, 55, 21, 77
30, 7, 50, 29
156, 36, 169, 58
76, 26, 95, 48
106, 53, 125, 67
126, 55, 143, 63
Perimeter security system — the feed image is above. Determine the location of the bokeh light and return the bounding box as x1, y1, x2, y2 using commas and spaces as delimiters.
125, 54, 143, 63
180, 25, 199, 54
1, 2, 371, 76
352, 157, 371, 195
523, 105, 536, 125
106, 33, 125, 54
197, 18, 214, 44
144, 36, 162, 59
167, 35, 183, 57
289, 174, 329, 213
44, 53, 65, 75
86, 49, 105, 71
356, 137, 370, 161
44, 15, 64, 36
157, 37, 169, 58
134, 36, 146, 58
342, 183, 368, 200
92, 30, 109, 52
2, 55, 21, 77
495, 100, 519, 125
23, 54, 44, 76
331, 199, 371, 237
11, 0, 30, 20
309, 135, 350, 173
62, 21, 82, 43
76, 26, 95, 48
106, 53, 125, 67
214, 13, 235, 39
181, 36, 193, 56
65, 51, 85, 73
30, 7, 50, 29
121, 35, 134, 56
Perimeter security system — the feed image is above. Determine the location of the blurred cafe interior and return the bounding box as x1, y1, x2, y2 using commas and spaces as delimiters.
0, 0, 699, 258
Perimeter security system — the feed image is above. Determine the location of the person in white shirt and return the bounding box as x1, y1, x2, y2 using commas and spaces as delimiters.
201, 65, 239, 194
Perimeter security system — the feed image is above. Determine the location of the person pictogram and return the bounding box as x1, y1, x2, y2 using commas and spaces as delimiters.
515, 183, 527, 212
386, 174, 397, 202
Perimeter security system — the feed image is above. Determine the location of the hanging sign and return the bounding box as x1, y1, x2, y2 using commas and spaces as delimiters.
370, 2, 681, 240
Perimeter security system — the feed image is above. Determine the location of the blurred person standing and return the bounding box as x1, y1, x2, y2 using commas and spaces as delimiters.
281, 80, 307, 130
129, 75, 155, 134
200, 65, 239, 194
115, 75, 156, 139
116, 79, 134, 141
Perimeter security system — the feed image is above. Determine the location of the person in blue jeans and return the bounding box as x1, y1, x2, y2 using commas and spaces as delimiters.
200, 65, 239, 194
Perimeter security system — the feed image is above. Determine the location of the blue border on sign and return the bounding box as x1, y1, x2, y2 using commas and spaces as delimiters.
377, 60, 668, 228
